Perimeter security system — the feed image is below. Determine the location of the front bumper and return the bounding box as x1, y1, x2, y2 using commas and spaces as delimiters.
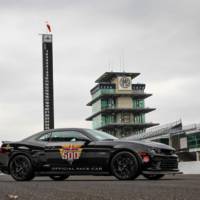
142, 154, 180, 174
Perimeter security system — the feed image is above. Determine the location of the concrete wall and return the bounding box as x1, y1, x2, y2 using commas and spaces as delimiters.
92, 100, 101, 114
179, 161, 200, 174
116, 97, 132, 108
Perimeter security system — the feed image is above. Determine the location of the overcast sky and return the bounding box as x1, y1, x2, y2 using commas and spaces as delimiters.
0, 0, 199, 141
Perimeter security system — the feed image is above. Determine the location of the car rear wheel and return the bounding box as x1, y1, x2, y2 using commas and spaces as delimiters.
9, 155, 35, 181
111, 151, 140, 180
49, 175, 70, 181
143, 174, 165, 180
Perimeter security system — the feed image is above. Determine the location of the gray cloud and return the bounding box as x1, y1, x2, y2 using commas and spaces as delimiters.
0, 0, 200, 141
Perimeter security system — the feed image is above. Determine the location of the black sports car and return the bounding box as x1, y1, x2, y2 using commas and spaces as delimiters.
0, 128, 179, 181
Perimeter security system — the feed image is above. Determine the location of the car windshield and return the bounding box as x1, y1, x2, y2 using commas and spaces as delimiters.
86, 129, 118, 141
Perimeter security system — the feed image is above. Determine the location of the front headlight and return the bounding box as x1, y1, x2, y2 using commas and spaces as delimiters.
150, 148, 161, 154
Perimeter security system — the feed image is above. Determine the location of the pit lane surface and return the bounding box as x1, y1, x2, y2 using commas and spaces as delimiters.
0, 174, 200, 200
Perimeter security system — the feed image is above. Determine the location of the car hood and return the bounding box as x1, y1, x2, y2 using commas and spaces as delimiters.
120, 139, 174, 150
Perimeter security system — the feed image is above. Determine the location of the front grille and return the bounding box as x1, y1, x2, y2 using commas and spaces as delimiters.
150, 156, 178, 171
160, 158, 178, 170
160, 149, 174, 155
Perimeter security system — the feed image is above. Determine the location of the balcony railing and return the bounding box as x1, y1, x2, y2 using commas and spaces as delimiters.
92, 88, 145, 100
101, 104, 115, 109
92, 89, 115, 99
93, 119, 146, 129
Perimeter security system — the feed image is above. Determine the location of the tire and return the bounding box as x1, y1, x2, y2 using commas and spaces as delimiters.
143, 174, 165, 180
9, 155, 35, 181
111, 151, 140, 180
49, 175, 70, 181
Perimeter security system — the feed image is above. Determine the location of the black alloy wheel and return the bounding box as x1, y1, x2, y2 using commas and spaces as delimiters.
111, 151, 140, 180
9, 155, 35, 181
143, 174, 165, 180
49, 175, 70, 181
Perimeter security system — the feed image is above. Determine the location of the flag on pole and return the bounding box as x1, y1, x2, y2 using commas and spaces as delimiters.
46, 22, 51, 33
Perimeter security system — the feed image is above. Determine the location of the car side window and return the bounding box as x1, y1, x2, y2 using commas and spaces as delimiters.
37, 132, 51, 142
50, 131, 90, 142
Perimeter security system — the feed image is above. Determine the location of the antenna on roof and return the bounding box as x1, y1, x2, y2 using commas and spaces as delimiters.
119, 49, 125, 72
119, 55, 122, 72
107, 57, 113, 72
122, 49, 125, 72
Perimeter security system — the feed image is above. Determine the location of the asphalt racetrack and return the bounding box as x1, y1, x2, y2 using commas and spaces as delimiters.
0, 174, 200, 200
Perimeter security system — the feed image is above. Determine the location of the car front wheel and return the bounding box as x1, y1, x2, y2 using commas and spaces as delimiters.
49, 175, 70, 181
9, 155, 35, 181
143, 174, 165, 180
111, 151, 140, 180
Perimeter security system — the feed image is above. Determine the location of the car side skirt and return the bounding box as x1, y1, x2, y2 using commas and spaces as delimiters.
36, 171, 110, 176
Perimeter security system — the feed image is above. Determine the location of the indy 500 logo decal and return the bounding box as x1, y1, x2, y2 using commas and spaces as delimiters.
59, 144, 83, 162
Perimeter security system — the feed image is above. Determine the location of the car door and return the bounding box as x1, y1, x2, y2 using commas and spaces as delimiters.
44, 130, 92, 172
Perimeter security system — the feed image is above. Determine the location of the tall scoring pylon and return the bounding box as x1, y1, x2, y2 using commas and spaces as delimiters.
42, 22, 54, 130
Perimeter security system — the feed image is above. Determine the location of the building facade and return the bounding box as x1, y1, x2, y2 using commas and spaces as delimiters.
86, 72, 158, 137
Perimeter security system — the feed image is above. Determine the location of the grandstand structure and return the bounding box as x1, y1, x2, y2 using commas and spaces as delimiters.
127, 120, 182, 141
126, 120, 200, 162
